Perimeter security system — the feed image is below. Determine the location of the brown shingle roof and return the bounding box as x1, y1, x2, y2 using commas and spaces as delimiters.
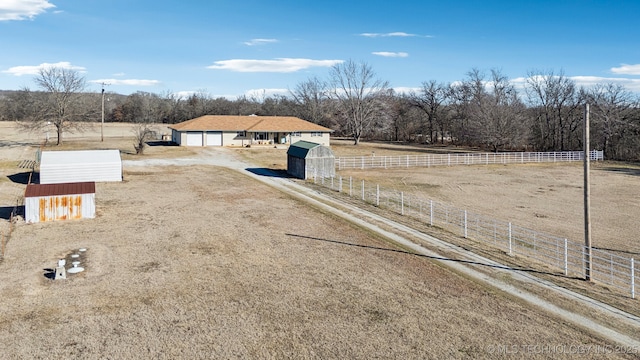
168, 115, 333, 132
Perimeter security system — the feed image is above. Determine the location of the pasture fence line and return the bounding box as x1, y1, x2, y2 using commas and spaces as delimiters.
1, 199, 21, 261
305, 168, 637, 299
1, 211, 16, 261
336, 150, 603, 170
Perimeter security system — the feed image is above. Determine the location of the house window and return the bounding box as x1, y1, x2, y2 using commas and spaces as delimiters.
311, 132, 322, 137
237, 131, 246, 137
291, 132, 301, 137
254, 132, 268, 140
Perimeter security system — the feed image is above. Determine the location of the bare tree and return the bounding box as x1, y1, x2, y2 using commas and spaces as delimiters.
329, 60, 390, 145
1, 87, 41, 121
584, 83, 639, 159
33, 67, 87, 145
290, 76, 334, 128
448, 69, 528, 151
525, 69, 582, 151
132, 123, 158, 155
410, 80, 449, 143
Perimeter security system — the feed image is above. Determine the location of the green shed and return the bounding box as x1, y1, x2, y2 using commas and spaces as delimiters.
286, 141, 335, 179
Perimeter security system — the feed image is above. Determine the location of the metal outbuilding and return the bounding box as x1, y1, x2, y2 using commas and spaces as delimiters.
24, 182, 96, 223
39, 150, 122, 184
286, 141, 335, 179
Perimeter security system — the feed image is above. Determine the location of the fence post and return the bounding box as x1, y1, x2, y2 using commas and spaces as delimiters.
611, 254, 614, 285
339, 176, 342, 193
508, 222, 512, 255
493, 220, 497, 244
376, 185, 379, 207
463, 210, 468, 238
401, 192, 404, 215
632, 258, 635, 299
429, 200, 433, 226
349, 177, 353, 197
564, 239, 568, 276
362, 180, 365, 201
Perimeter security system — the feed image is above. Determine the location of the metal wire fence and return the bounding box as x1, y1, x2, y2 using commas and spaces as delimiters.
306, 169, 636, 299
336, 150, 604, 170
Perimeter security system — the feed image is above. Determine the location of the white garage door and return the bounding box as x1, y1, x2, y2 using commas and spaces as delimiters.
206, 131, 222, 146
186, 132, 203, 146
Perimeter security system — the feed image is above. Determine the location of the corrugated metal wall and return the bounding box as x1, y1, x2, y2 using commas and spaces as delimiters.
25, 193, 95, 223
39, 150, 122, 184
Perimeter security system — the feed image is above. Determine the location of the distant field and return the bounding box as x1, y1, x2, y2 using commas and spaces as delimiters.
1, 123, 636, 357
237, 139, 640, 255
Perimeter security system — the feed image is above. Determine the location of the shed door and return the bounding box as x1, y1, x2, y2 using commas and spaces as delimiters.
206, 131, 222, 146
186, 132, 203, 146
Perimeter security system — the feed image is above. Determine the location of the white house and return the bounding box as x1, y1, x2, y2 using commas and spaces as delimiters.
169, 115, 333, 147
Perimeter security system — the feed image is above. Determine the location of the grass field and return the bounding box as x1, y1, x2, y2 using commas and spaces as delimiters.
0, 123, 638, 358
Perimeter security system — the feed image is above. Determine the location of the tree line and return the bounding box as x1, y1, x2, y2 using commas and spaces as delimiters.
1, 62, 639, 160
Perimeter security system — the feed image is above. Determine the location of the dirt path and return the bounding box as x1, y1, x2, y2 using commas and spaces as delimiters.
125, 147, 640, 348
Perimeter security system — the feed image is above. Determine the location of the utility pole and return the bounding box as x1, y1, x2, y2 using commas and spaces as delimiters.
101, 82, 110, 142
584, 103, 592, 281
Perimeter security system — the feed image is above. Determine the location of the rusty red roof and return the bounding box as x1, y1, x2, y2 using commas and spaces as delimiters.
25, 182, 96, 198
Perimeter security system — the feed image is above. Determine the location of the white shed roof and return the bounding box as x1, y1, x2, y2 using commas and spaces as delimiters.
41, 150, 121, 165
40, 150, 122, 184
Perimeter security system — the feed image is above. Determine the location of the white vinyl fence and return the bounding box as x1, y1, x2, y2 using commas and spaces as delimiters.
305, 171, 636, 299
336, 150, 604, 170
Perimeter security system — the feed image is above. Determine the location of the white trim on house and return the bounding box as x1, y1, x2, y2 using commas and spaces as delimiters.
169, 115, 333, 147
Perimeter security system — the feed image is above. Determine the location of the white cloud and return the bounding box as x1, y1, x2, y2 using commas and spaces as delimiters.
570, 76, 640, 92
360, 32, 417, 38
3, 61, 86, 76
90, 79, 161, 87
511, 75, 640, 93
359, 32, 433, 38
372, 51, 409, 58
245, 88, 289, 99
207, 58, 343, 73
243, 38, 278, 46
0, 0, 56, 21
392, 86, 421, 95
610, 64, 640, 75
171, 91, 198, 99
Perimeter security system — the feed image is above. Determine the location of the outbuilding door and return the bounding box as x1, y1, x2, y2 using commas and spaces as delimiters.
206, 131, 222, 146
186, 132, 203, 146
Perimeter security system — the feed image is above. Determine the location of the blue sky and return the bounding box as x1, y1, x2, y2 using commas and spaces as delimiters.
1, 0, 639, 98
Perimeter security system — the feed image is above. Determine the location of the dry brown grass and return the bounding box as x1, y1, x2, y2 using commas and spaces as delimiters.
0, 124, 638, 359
